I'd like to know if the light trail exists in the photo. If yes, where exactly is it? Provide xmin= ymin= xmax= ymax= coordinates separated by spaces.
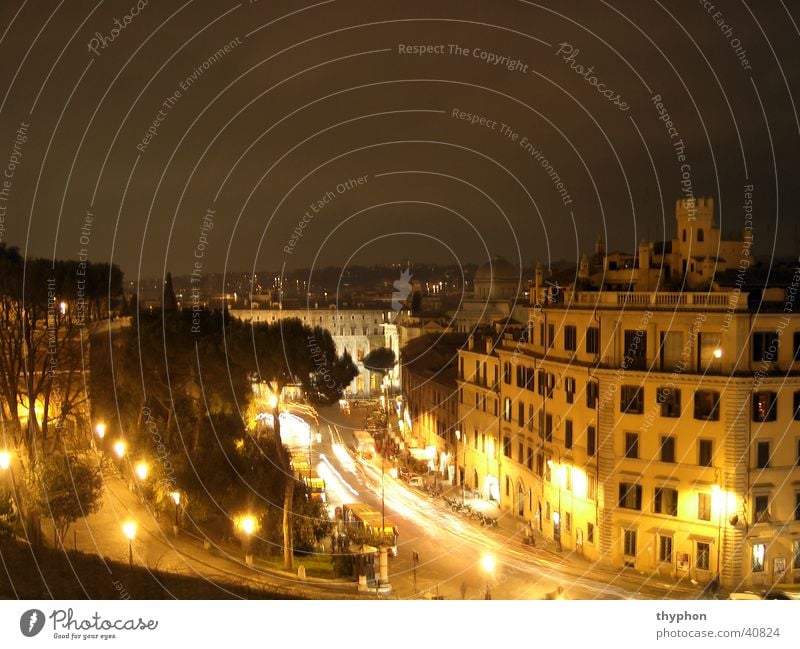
xmin=318 ymin=453 xmax=359 ymax=499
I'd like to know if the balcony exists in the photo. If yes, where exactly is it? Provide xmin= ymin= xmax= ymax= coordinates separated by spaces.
xmin=562 ymin=290 xmax=745 ymax=311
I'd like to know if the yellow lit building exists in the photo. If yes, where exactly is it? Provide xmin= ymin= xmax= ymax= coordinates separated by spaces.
xmin=457 ymin=198 xmax=800 ymax=590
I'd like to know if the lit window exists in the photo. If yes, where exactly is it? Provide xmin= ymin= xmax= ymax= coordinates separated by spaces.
xmin=752 ymin=543 xmax=765 ymax=573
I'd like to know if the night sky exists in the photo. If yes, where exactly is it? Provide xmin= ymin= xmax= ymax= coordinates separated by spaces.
xmin=1 ymin=0 xmax=798 ymax=283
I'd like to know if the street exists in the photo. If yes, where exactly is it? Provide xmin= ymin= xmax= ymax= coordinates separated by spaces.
xmin=312 ymin=403 xmax=706 ymax=600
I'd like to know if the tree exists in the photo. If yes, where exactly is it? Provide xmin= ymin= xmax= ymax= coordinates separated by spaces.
xmin=0 ymin=493 xmax=16 ymax=540
xmin=363 ymin=347 xmax=396 ymax=375
xmin=163 ymin=272 xmax=177 ymax=311
xmin=26 ymin=452 xmax=103 ymax=547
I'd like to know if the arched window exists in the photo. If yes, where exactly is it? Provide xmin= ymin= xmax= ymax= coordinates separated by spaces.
xmin=682 ymin=229 xmax=686 ymax=242
xmin=697 ymin=228 xmax=704 ymax=242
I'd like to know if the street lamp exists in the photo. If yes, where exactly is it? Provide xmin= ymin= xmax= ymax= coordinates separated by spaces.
xmin=113 ymin=440 xmax=127 ymax=459
xmin=122 ymin=521 xmax=137 ymax=568
xmin=455 ymin=429 xmax=465 ymax=502
xmin=134 ymin=461 xmax=149 ymax=481
xmin=481 ymin=553 xmax=495 ymax=599
xmin=0 ymin=450 xmax=10 ymax=471
xmin=235 ymin=514 xmax=258 ymax=565
xmin=170 ymin=490 xmax=182 ymax=535
xmin=548 ymin=454 xmax=564 ymax=552
xmin=94 ymin=422 xmax=106 ymax=439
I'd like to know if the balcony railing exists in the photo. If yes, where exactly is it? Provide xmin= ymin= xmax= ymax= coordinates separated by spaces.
xmin=562 ymin=290 xmax=745 ymax=310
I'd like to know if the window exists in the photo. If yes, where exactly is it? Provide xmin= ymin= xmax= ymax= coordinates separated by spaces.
xmin=694 ymin=390 xmax=720 ymax=421
xmin=537 ymin=370 xmax=547 ymax=396
xmin=624 ymin=432 xmax=639 ymax=459
xmin=503 ymin=362 xmax=511 ymax=384
xmin=794 ymin=392 xmax=800 ymax=420
xmin=493 ymin=365 xmax=498 ymax=387
xmin=756 ymin=441 xmax=770 ymax=469
xmin=752 ymin=331 xmax=778 ymax=363
xmin=659 ymin=535 xmax=673 ymax=563
xmin=544 ymin=414 xmax=553 ymax=442
xmin=587 ymin=381 xmax=598 ymax=409
xmin=548 ymin=324 xmax=555 ymax=349
xmin=751 ymin=543 xmax=765 ymax=572
xmin=503 ymin=398 xmax=512 ymax=422
xmin=660 ymin=436 xmax=676 ymax=463
xmin=503 ymin=436 xmax=511 ymax=457
xmin=459 ymin=357 xmax=464 ymax=379
xmin=623 ymin=330 xmax=647 ymax=370
xmin=698 ymin=332 xmax=723 ymax=372
xmin=697 ymin=493 xmax=711 ymax=521
xmin=697 ymin=542 xmax=710 ymax=571
xmin=795 ymin=491 xmax=800 ymax=521
xmin=536 ymin=453 xmax=544 ymax=477
xmin=754 ymin=494 xmax=770 ymax=523
xmin=682 ymin=229 xmax=686 ymax=242
xmin=587 ymin=474 xmax=597 ymax=500
xmin=660 ymin=331 xmax=683 ymax=370
xmin=587 ymin=425 xmax=596 ymax=456
xmin=623 ymin=529 xmax=637 ymax=557
xmin=527 ymin=404 xmax=534 ymax=432
xmin=518 ymin=403 xmax=525 ymax=427
xmin=564 ymin=325 xmax=577 ymax=351
xmin=621 ymin=386 xmax=644 ymax=414
xmin=586 ymin=327 xmax=599 ymax=354
xmin=793 ymin=540 xmax=800 ymax=570
xmin=657 ymin=386 xmax=681 ymax=418
xmin=752 ymin=392 xmax=777 ymax=422
xmin=697 ymin=228 xmax=704 ymax=242
xmin=565 ymin=377 xmax=575 ymax=404
xmin=654 ymin=487 xmax=678 ymax=516
xmin=587 ymin=523 xmax=595 ymax=544
xmin=565 ymin=419 xmax=573 ymax=449
xmin=618 ymin=483 xmax=642 ymax=510
xmin=565 ymin=512 xmax=572 ymax=532
xmin=698 ymin=439 xmax=713 ymax=467
xmin=539 ymin=323 xmax=545 ymax=346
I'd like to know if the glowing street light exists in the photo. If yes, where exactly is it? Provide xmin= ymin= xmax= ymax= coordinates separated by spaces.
xmin=122 ymin=520 xmax=137 ymax=568
xmin=170 ymin=490 xmax=182 ymax=535
xmin=235 ymin=514 xmax=259 ymax=565
xmin=481 ymin=554 xmax=496 ymax=599
xmin=94 ymin=422 xmax=106 ymax=439
xmin=0 ymin=450 xmax=10 ymax=471
xmin=267 ymin=394 xmax=278 ymax=410
xmin=134 ymin=461 xmax=149 ymax=481
xmin=113 ymin=440 xmax=127 ymax=459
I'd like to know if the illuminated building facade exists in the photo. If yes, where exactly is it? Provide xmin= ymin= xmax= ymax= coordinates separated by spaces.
xmin=457 ymin=198 xmax=800 ymax=589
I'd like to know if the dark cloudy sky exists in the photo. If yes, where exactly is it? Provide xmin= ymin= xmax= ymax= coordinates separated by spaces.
xmin=1 ymin=0 xmax=798 ymax=283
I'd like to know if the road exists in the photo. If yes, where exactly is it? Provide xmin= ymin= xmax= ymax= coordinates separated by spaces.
xmin=308 ymin=403 xmax=706 ymax=601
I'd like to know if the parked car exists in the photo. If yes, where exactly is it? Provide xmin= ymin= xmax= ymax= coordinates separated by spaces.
xmin=408 ymin=476 xmax=425 ymax=487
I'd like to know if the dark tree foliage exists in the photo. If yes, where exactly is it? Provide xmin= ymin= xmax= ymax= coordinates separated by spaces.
xmin=363 ymin=347 xmax=396 ymax=374
xmin=96 ymin=307 xmax=354 ymax=562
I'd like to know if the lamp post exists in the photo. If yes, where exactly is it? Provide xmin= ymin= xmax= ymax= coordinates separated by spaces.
xmin=113 ymin=440 xmax=127 ymax=459
xmin=548 ymin=452 xmax=563 ymax=552
xmin=170 ymin=490 xmax=181 ymax=535
xmin=481 ymin=553 xmax=495 ymax=599
xmin=455 ymin=429 xmax=465 ymax=502
xmin=1 ymin=450 xmax=21 ymax=534
xmin=236 ymin=514 xmax=258 ymax=566
xmin=122 ymin=521 xmax=137 ymax=569
xmin=134 ymin=461 xmax=149 ymax=481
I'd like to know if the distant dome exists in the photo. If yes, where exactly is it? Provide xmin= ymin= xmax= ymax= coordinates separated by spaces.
xmin=473 ymin=256 xmax=520 ymax=300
